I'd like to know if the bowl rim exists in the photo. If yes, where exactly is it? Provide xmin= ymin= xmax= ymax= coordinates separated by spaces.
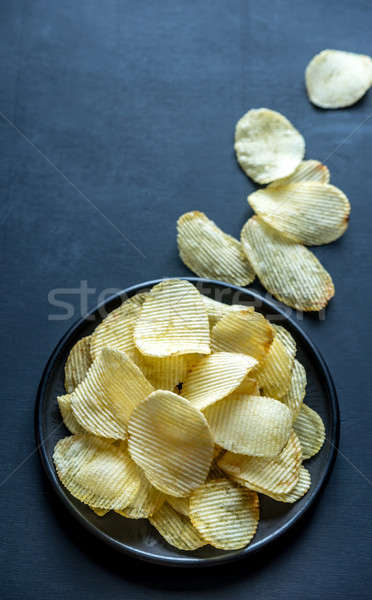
xmin=35 ymin=277 xmax=339 ymax=567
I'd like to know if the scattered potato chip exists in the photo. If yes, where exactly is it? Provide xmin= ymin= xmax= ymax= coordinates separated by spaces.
xmin=219 ymin=431 xmax=302 ymax=494
xmin=128 ymin=390 xmax=214 ymax=497
xmin=272 ymin=324 xmax=297 ymax=359
xmin=181 ymin=352 xmax=258 ymax=410
xmin=293 ymin=403 xmax=325 ymax=459
xmin=204 ymin=395 xmax=292 ymax=456
xmin=280 ymin=359 xmax=307 ymax=421
xmin=234 ymin=108 xmax=305 ymax=184
xmin=268 ymin=160 xmax=330 ymax=187
xmin=189 ymin=479 xmax=259 ymax=549
xmin=305 ymin=49 xmax=372 ymax=109
xmin=201 ymin=295 xmax=253 ymax=329
xmin=265 ymin=466 xmax=311 ymax=503
xmin=53 ymin=435 xmax=141 ymax=510
xmin=149 ymin=502 xmax=207 ymax=550
xmin=64 ymin=336 xmax=92 ymax=394
xmin=248 ymin=182 xmax=350 ymax=246
xmin=90 ymin=506 xmax=108 ymax=517
xmin=241 ymin=217 xmax=335 ymax=311
xmin=177 ymin=211 xmax=255 ymax=285
xmin=57 ymin=394 xmax=85 ymax=435
xmin=71 ymin=348 xmax=154 ymax=439
xmin=254 ymin=335 xmax=294 ymax=398
xmin=211 ymin=309 xmax=274 ymax=363
xmin=115 ymin=473 xmax=165 ymax=519
xmin=134 ymin=279 xmax=210 ymax=357
xmin=166 ymin=496 xmax=190 ymax=517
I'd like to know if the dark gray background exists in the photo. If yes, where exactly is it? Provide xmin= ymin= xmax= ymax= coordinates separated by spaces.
xmin=1 ymin=1 xmax=371 ymax=598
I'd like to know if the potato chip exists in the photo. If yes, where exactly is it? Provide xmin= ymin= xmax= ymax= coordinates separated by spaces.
xmin=219 ymin=431 xmax=302 ymax=494
xmin=234 ymin=108 xmax=305 ymax=184
xmin=64 ymin=336 xmax=92 ymax=394
xmin=306 ymin=49 xmax=372 ymax=109
xmin=248 ymin=182 xmax=350 ymax=246
xmin=189 ymin=479 xmax=259 ymax=549
xmin=293 ymin=403 xmax=325 ymax=459
xmin=201 ymin=295 xmax=253 ymax=329
xmin=134 ymin=279 xmax=210 ymax=357
xmin=149 ymin=502 xmax=206 ymax=550
xmin=90 ymin=506 xmax=108 ymax=517
xmin=204 ymin=395 xmax=292 ymax=456
xmin=71 ymin=348 xmax=154 ymax=439
xmin=166 ymin=495 xmax=190 ymax=517
xmin=137 ymin=354 xmax=197 ymax=391
xmin=272 ymin=324 xmax=297 ymax=359
xmin=280 ymin=359 xmax=307 ymax=421
xmin=233 ymin=376 xmax=260 ymax=396
xmin=254 ymin=335 xmax=294 ymax=399
xmin=177 ymin=211 xmax=255 ymax=286
xmin=241 ymin=217 xmax=335 ymax=311
xmin=211 ymin=309 xmax=274 ymax=363
xmin=181 ymin=352 xmax=258 ymax=410
xmin=268 ymin=160 xmax=330 ymax=187
xmin=115 ymin=473 xmax=165 ymax=519
xmin=57 ymin=394 xmax=85 ymax=435
xmin=53 ymin=435 xmax=141 ymax=509
xmin=90 ymin=294 xmax=148 ymax=362
xmin=265 ymin=466 xmax=311 ymax=503
xmin=128 ymin=390 xmax=214 ymax=497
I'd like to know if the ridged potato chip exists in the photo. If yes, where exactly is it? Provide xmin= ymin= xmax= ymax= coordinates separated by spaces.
xmin=137 ymin=354 xmax=197 ymax=391
xmin=134 ymin=279 xmax=210 ymax=357
xmin=255 ymin=335 xmax=294 ymax=398
xmin=166 ymin=496 xmax=190 ymax=517
xmin=53 ymin=435 xmax=141 ymax=510
xmin=71 ymin=348 xmax=154 ymax=439
xmin=294 ymin=403 xmax=325 ymax=459
xmin=265 ymin=466 xmax=311 ymax=503
xmin=90 ymin=507 xmax=108 ymax=517
xmin=241 ymin=217 xmax=335 ymax=311
xmin=204 ymin=395 xmax=292 ymax=456
xmin=233 ymin=376 xmax=260 ymax=396
xmin=181 ymin=352 xmax=258 ymax=410
xmin=211 ymin=309 xmax=274 ymax=363
xmin=57 ymin=394 xmax=85 ymax=435
xmin=234 ymin=108 xmax=305 ymax=184
xmin=201 ymin=295 xmax=253 ymax=329
xmin=268 ymin=160 xmax=330 ymax=187
xmin=115 ymin=472 xmax=165 ymax=519
xmin=280 ymin=359 xmax=307 ymax=421
xmin=149 ymin=502 xmax=207 ymax=550
xmin=272 ymin=324 xmax=297 ymax=358
xmin=219 ymin=431 xmax=302 ymax=494
xmin=64 ymin=336 xmax=92 ymax=393
xmin=177 ymin=211 xmax=255 ymax=286
xmin=306 ymin=49 xmax=372 ymax=109
xmin=128 ymin=390 xmax=214 ymax=497
xmin=248 ymin=182 xmax=350 ymax=246
xmin=189 ymin=479 xmax=259 ymax=549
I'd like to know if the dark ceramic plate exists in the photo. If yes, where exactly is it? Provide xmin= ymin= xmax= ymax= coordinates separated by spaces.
xmin=35 ymin=278 xmax=339 ymax=567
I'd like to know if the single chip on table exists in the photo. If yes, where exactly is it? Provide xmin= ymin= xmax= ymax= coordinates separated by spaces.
xmin=134 ymin=279 xmax=210 ymax=357
xmin=201 ymin=295 xmax=253 ymax=329
xmin=211 ymin=309 xmax=274 ymax=363
xmin=149 ymin=502 xmax=207 ymax=550
xmin=115 ymin=472 xmax=165 ymax=519
xmin=254 ymin=335 xmax=294 ymax=399
xmin=293 ymin=403 xmax=325 ymax=459
xmin=204 ymin=395 xmax=292 ymax=456
xmin=248 ymin=182 xmax=350 ymax=246
xmin=128 ymin=390 xmax=214 ymax=497
xmin=57 ymin=393 xmax=85 ymax=435
xmin=305 ymin=49 xmax=372 ymax=109
xmin=280 ymin=359 xmax=307 ymax=422
xmin=64 ymin=336 xmax=92 ymax=394
xmin=71 ymin=348 xmax=154 ymax=440
xmin=189 ymin=479 xmax=259 ymax=550
xmin=265 ymin=466 xmax=311 ymax=503
xmin=219 ymin=431 xmax=302 ymax=495
xmin=268 ymin=160 xmax=330 ymax=187
xmin=181 ymin=352 xmax=258 ymax=410
xmin=241 ymin=217 xmax=335 ymax=311
xmin=234 ymin=108 xmax=305 ymax=184
xmin=53 ymin=435 xmax=142 ymax=510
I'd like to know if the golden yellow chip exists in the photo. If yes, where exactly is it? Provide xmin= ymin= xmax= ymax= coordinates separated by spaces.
xmin=149 ymin=502 xmax=207 ymax=550
xmin=189 ymin=479 xmax=259 ymax=550
xmin=166 ymin=495 xmax=190 ymax=517
xmin=134 ymin=279 xmax=210 ymax=357
xmin=280 ymin=359 xmax=307 ymax=421
xmin=219 ymin=431 xmax=302 ymax=494
xmin=90 ymin=506 xmax=108 ymax=517
xmin=204 ymin=395 xmax=292 ymax=456
xmin=211 ymin=309 xmax=274 ymax=363
xmin=53 ymin=435 xmax=141 ymax=510
xmin=138 ymin=353 xmax=197 ymax=391
xmin=201 ymin=295 xmax=253 ymax=329
xmin=265 ymin=466 xmax=311 ymax=503
xmin=268 ymin=160 xmax=330 ymax=187
xmin=254 ymin=335 xmax=294 ymax=399
xmin=57 ymin=394 xmax=85 ymax=435
xmin=293 ymin=403 xmax=325 ymax=459
xmin=71 ymin=348 xmax=154 ymax=440
xmin=234 ymin=108 xmax=305 ymax=184
xmin=177 ymin=211 xmax=255 ymax=286
xmin=272 ymin=324 xmax=297 ymax=359
xmin=305 ymin=49 xmax=372 ymax=109
xmin=64 ymin=336 xmax=92 ymax=394
xmin=248 ymin=182 xmax=350 ymax=246
xmin=241 ymin=217 xmax=335 ymax=311
xmin=115 ymin=472 xmax=165 ymax=519
xmin=181 ymin=352 xmax=258 ymax=410
xmin=128 ymin=390 xmax=214 ymax=497
xmin=233 ymin=376 xmax=260 ymax=396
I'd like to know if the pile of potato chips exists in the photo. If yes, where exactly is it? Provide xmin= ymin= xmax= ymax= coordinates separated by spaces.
xmin=53 ymin=279 xmax=325 ymax=551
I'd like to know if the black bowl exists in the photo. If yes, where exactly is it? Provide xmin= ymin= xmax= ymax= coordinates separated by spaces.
xmin=35 ymin=278 xmax=339 ymax=567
